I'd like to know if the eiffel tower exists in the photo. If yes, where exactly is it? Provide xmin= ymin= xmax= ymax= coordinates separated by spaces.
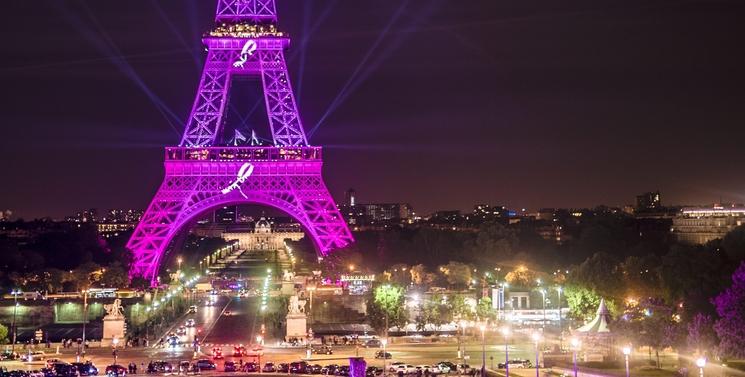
xmin=127 ymin=0 xmax=353 ymax=283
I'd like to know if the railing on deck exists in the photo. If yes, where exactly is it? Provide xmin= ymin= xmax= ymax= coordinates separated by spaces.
xmin=165 ymin=146 xmax=322 ymax=162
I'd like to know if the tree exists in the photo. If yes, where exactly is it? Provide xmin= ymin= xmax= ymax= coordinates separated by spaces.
xmin=99 ymin=263 xmax=129 ymax=288
xmin=476 ymin=297 xmax=494 ymax=321
xmin=564 ymin=284 xmax=615 ymax=320
xmin=450 ymin=295 xmax=472 ymax=321
xmin=713 ymin=262 xmax=745 ymax=358
xmin=466 ymin=222 xmax=517 ymax=263
xmin=410 ymin=264 xmax=427 ymax=286
xmin=0 ymin=323 xmax=7 ymax=344
xmin=687 ymin=313 xmax=718 ymax=356
xmin=367 ymin=284 xmax=407 ymax=334
xmin=438 ymin=262 xmax=472 ymax=289
xmin=505 ymin=266 xmax=537 ymax=288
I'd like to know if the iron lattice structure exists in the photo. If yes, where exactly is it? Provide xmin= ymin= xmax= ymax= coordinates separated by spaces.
xmin=127 ymin=0 xmax=353 ymax=283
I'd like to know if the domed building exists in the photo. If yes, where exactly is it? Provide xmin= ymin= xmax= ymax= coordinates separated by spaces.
xmin=223 ymin=217 xmax=304 ymax=250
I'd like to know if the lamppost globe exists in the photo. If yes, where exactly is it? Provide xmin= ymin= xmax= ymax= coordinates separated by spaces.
xmin=622 ymin=346 xmax=631 ymax=356
xmin=571 ymin=338 xmax=580 ymax=348
xmin=480 ymin=325 xmax=486 ymax=333
xmin=531 ymin=332 xmax=541 ymax=343
xmin=501 ymin=326 xmax=510 ymax=336
xmin=696 ymin=358 xmax=706 ymax=368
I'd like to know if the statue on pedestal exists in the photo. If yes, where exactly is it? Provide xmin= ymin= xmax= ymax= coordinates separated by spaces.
xmin=285 ymin=294 xmax=308 ymax=342
xmin=101 ymin=299 xmax=126 ymax=347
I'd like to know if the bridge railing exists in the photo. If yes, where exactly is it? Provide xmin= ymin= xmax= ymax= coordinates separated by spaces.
xmin=165 ymin=146 xmax=322 ymax=162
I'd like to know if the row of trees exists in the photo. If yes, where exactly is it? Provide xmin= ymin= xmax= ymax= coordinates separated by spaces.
xmin=564 ymin=225 xmax=745 ymax=359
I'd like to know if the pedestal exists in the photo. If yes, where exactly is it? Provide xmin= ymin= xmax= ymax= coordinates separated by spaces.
xmin=100 ymin=317 xmax=126 ymax=347
xmin=285 ymin=313 xmax=307 ymax=341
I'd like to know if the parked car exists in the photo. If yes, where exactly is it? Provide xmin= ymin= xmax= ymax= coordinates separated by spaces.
xmin=241 ymin=363 xmax=259 ymax=373
xmin=178 ymin=361 xmax=200 ymax=375
xmin=395 ymin=365 xmax=416 ymax=374
xmin=416 ymin=365 xmax=436 ymax=374
xmin=311 ymin=345 xmax=333 ymax=355
xmin=262 ymin=363 xmax=276 ymax=373
xmin=374 ymin=351 xmax=392 ymax=359
xmin=194 ymin=360 xmax=215 ymax=371
xmin=322 ymin=364 xmax=339 ymax=375
xmin=499 ymin=359 xmax=531 ymax=369
xmin=188 ymin=305 xmax=197 ymax=314
xmin=457 ymin=364 xmax=474 ymax=374
xmin=309 ymin=364 xmax=323 ymax=374
xmin=147 ymin=361 xmax=173 ymax=374
xmin=105 ymin=364 xmax=127 ymax=377
xmin=436 ymin=362 xmax=456 ymax=373
xmin=277 ymin=364 xmax=289 ymax=373
xmin=224 ymin=362 xmax=236 ymax=373
xmin=211 ymin=347 xmax=224 ymax=359
xmin=365 ymin=367 xmax=383 ymax=377
xmin=335 ymin=366 xmax=350 ymax=376
xmin=388 ymin=361 xmax=405 ymax=372
xmin=365 ymin=339 xmax=382 ymax=348
xmin=233 ymin=346 xmax=246 ymax=357
xmin=51 ymin=363 xmax=78 ymax=377
xmin=72 ymin=362 xmax=99 ymax=376
xmin=289 ymin=362 xmax=309 ymax=374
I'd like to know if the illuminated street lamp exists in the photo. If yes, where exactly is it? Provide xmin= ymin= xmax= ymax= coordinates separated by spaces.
xmin=556 ymin=286 xmax=563 ymax=347
xmin=696 ymin=357 xmax=706 ymax=377
xmin=501 ymin=327 xmax=510 ymax=377
xmin=480 ymin=325 xmax=487 ymax=377
xmin=539 ymin=289 xmax=547 ymax=328
xmin=382 ymin=338 xmax=388 ymax=375
xmin=531 ymin=332 xmax=542 ymax=377
xmin=177 ymin=256 xmax=183 ymax=272
xmin=112 ymin=337 xmax=120 ymax=365
xmin=570 ymin=338 xmax=580 ymax=377
xmin=622 ymin=346 xmax=632 ymax=377
xmin=11 ymin=289 xmax=21 ymax=352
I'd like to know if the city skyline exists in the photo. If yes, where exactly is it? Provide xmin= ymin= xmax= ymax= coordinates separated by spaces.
xmin=2 ymin=1 xmax=744 ymax=219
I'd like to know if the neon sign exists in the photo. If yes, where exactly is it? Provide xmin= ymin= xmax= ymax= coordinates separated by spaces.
xmin=221 ymin=162 xmax=254 ymax=198
xmin=233 ymin=39 xmax=257 ymax=68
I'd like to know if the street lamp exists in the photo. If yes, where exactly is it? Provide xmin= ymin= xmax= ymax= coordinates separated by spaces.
xmin=556 ymin=286 xmax=563 ymax=347
xmin=11 ymin=289 xmax=21 ymax=353
xmin=381 ymin=338 xmax=388 ymax=376
xmin=622 ymin=346 xmax=631 ymax=377
xmin=531 ymin=332 xmax=541 ymax=377
xmin=112 ymin=337 xmax=120 ymax=365
xmin=177 ymin=256 xmax=183 ymax=271
xmin=81 ymin=289 xmax=89 ymax=357
xmin=570 ymin=338 xmax=580 ymax=377
xmin=501 ymin=327 xmax=510 ymax=377
xmin=696 ymin=357 xmax=706 ymax=377
xmin=480 ymin=325 xmax=487 ymax=377
xmin=539 ymin=289 xmax=547 ymax=328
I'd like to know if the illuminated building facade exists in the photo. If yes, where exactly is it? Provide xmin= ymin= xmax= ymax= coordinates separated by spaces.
xmin=223 ymin=217 xmax=303 ymax=250
xmin=672 ymin=204 xmax=745 ymax=244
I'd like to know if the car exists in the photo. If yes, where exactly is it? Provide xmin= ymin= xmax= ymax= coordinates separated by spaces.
xmin=147 ymin=361 xmax=173 ymax=374
xmin=45 ymin=359 xmax=62 ymax=368
xmin=51 ymin=363 xmax=79 ymax=377
xmin=262 ymin=363 xmax=276 ymax=373
xmin=105 ymin=364 xmax=127 ymax=377
xmin=311 ymin=345 xmax=333 ymax=355
xmin=335 ymin=366 xmax=350 ymax=376
xmin=374 ymin=351 xmax=392 ymax=359
xmin=309 ymin=364 xmax=323 ymax=374
xmin=176 ymin=326 xmax=187 ymax=336
xmin=322 ymin=364 xmax=339 ymax=375
xmin=21 ymin=351 xmax=47 ymax=362
xmin=224 ymin=362 xmax=237 ymax=373
xmin=365 ymin=339 xmax=382 ymax=348
xmin=185 ymin=319 xmax=196 ymax=327
xmin=1 ymin=350 xmax=19 ymax=360
xmin=72 ymin=362 xmax=99 ymax=376
xmin=436 ymin=362 xmax=456 ymax=373
xmin=395 ymin=365 xmax=416 ymax=374
xmin=497 ymin=359 xmax=531 ymax=369
xmin=233 ymin=346 xmax=247 ymax=357
xmin=366 ymin=367 xmax=383 ymax=377
xmin=166 ymin=335 xmax=180 ymax=348
xmin=457 ymin=364 xmax=473 ymax=374
xmin=177 ymin=361 xmax=200 ymax=375
xmin=224 ymin=310 xmax=232 ymax=316
xmin=277 ymin=363 xmax=289 ymax=373
xmin=194 ymin=360 xmax=215 ymax=371
xmin=241 ymin=363 xmax=259 ymax=373
xmin=388 ymin=363 xmax=404 ymax=372
xmin=416 ymin=365 xmax=435 ymax=374
xmin=289 ymin=362 xmax=309 ymax=374
xmin=188 ymin=305 xmax=197 ymax=314
xmin=211 ymin=347 xmax=224 ymax=359
xmin=28 ymin=370 xmax=45 ymax=377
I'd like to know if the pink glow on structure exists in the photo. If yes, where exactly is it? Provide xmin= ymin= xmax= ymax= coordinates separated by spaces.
xmin=127 ymin=0 xmax=353 ymax=284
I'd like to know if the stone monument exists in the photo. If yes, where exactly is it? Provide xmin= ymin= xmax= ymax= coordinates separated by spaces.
xmin=101 ymin=299 xmax=126 ymax=347
xmin=285 ymin=295 xmax=308 ymax=342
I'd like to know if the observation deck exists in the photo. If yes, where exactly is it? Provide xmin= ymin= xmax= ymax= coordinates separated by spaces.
xmin=165 ymin=146 xmax=322 ymax=162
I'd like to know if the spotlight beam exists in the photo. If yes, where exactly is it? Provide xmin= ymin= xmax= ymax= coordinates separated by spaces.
xmin=149 ymin=0 xmax=202 ymax=70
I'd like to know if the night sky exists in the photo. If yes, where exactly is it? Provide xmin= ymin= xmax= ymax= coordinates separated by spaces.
xmin=2 ymin=0 xmax=744 ymax=219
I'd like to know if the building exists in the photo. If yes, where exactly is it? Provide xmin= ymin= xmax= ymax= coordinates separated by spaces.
xmin=636 ymin=191 xmax=662 ymax=211
xmin=472 ymin=204 xmax=511 ymax=223
xmin=339 ymin=190 xmax=413 ymax=226
xmin=223 ymin=217 xmax=304 ymax=250
xmin=672 ymin=204 xmax=745 ymax=244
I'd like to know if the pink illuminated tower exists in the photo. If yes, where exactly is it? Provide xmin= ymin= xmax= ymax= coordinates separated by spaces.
xmin=127 ymin=0 xmax=353 ymax=283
